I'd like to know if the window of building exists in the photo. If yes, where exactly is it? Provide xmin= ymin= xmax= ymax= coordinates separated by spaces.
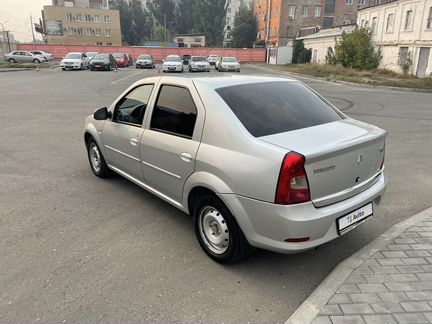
xmin=95 ymin=28 xmax=101 ymax=36
xmin=227 ymin=17 xmax=231 ymax=23
xmin=325 ymin=0 xmax=335 ymax=14
xmin=373 ymin=0 xmax=380 ymax=5
xmin=150 ymin=85 xmax=197 ymax=139
xmin=303 ymin=6 xmax=309 ymax=17
xmin=289 ymin=6 xmax=296 ymax=19
xmin=386 ymin=13 xmax=394 ymax=32
xmin=77 ymin=27 xmax=83 ymax=35
xmin=315 ymin=6 xmax=322 ymax=17
xmin=357 ymin=0 xmax=365 ymax=5
xmin=96 ymin=42 xmax=103 ymax=45
xmin=228 ymin=8 xmax=231 ymax=13
xmin=346 ymin=0 xmax=353 ymax=4
xmin=398 ymin=47 xmax=409 ymax=66
xmin=342 ymin=19 xmax=351 ymax=24
xmin=404 ymin=10 xmax=413 ymax=30
xmin=114 ymin=85 xmax=154 ymax=126
xmin=104 ymin=15 xmax=110 ymax=23
xmin=105 ymin=29 xmax=111 ymax=37
xmin=94 ymin=15 xmax=100 ymax=23
xmin=66 ymin=13 xmax=73 ymax=21
xmin=427 ymin=7 xmax=432 ymax=28
xmin=106 ymin=42 xmax=112 ymax=45
xmin=85 ymin=14 xmax=91 ymax=22
xmin=227 ymin=25 xmax=231 ymax=30
xmin=86 ymin=28 xmax=92 ymax=36
xmin=76 ymin=14 xmax=82 ymax=22
xmin=372 ymin=17 xmax=378 ymax=34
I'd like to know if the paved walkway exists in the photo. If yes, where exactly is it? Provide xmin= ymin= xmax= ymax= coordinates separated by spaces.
xmin=287 ymin=207 xmax=432 ymax=324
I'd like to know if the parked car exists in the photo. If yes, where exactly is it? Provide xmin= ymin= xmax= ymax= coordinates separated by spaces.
xmin=85 ymin=52 xmax=98 ymax=61
xmin=188 ymin=56 xmax=210 ymax=72
xmin=162 ymin=55 xmax=183 ymax=72
xmin=127 ymin=54 xmax=134 ymax=66
xmin=89 ymin=53 xmax=117 ymax=71
xmin=182 ymin=54 xmax=191 ymax=64
xmin=135 ymin=54 xmax=155 ymax=69
xmin=84 ymin=76 xmax=388 ymax=263
xmin=4 ymin=51 xmax=47 ymax=64
xmin=60 ymin=52 xmax=90 ymax=70
xmin=113 ymin=53 xmax=129 ymax=68
xmin=30 ymin=50 xmax=53 ymax=61
xmin=207 ymin=54 xmax=220 ymax=66
xmin=218 ymin=57 xmax=240 ymax=72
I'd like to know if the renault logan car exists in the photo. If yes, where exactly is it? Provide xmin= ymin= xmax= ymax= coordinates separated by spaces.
xmin=60 ymin=52 xmax=90 ymax=70
xmin=162 ymin=55 xmax=183 ymax=72
xmin=84 ymin=76 xmax=388 ymax=264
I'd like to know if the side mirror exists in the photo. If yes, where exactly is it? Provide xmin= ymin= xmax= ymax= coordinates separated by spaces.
xmin=93 ymin=107 xmax=111 ymax=120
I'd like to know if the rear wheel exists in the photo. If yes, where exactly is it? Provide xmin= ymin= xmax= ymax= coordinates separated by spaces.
xmin=193 ymin=194 xmax=252 ymax=263
xmin=33 ymin=58 xmax=40 ymax=64
xmin=86 ymin=138 xmax=111 ymax=178
xmin=8 ymin=58 xmax=16 ymax=63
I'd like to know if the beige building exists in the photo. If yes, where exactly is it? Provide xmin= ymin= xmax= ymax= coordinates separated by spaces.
xmin=298 ymin=24 xmax=356 ymax=64
xmin=42 ymin=0 xmax=121 ymax=46
xmin=358 ymin=0 xmax=432 ymax=77
xmin=173 ymin=34 xmax=206 ymax=48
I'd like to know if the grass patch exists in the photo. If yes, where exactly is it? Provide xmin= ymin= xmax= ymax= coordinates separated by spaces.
xmin=269 ymin=63 xmax=432 ymax=90
xmin=0 ymin=62 xmax=52 ymax=69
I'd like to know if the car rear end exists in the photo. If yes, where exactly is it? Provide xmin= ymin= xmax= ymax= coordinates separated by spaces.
xmin=208 ymin=79 xmax=388 ymax=253
xmin=114 ymin=54 xmax=127 ymax=67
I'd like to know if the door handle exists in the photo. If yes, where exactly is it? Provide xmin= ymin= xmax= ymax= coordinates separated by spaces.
xmin=130 ymin=138 xmax=138 ymax=146
xmin=180 ymin=152 xmax=192 ymax=162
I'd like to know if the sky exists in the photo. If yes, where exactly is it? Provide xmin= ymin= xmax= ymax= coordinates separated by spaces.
xmin=0 ymin=0 xmax=52 ymax=42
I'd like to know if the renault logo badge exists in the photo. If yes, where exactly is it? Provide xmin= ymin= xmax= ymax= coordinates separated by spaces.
xmin=357 ymin=154 xmax=363 ymax=166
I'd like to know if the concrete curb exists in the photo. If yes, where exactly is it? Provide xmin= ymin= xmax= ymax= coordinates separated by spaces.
xmin=285 ymin=206 xmax=432 ymax=324
xmin=0 ymin=68 xmax=34 ymax=73
xmin=250 ymin=65 xmax=432 ymax=93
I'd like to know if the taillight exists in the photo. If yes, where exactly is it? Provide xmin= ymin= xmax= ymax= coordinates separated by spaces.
xmin=380 ymin=142 xmax=385 ymax=170
xmin=275 ymin=152 xmax=311 ymax=205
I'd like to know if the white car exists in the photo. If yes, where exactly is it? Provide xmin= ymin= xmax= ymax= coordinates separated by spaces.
xmin=218 ymin=57 xmax=240 ymax=72
xmin=60 ymin=52 xmax=90 ymax=70
xmin=207 ymin=54 xmax=220 ymax=66
xmin=188 ymin=56 xmax=210 ymax=72
xmin=162 ymin=55 xmax=183 ymax=73
xmin=30 ymin=50 xmax=54 ymax=61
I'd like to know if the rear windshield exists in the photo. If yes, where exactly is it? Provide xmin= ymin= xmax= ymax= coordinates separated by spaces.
xmin=216 ymin=81 xmax=343 ymax=137
xmin=113 ymin=53 xmax=124 ymax=58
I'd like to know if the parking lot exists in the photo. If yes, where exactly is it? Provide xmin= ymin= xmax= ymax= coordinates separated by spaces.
xmin=0 ymin=64 xmax=431 ymax=323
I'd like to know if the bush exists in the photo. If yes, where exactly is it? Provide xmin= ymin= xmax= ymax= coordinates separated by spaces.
xmin=292 ymin=40 xmax=312 ymax=64
xmin=335 ymin=27 xmax=381 ymax=70
xmin=325 ymin=47 xmax=337 ymax=65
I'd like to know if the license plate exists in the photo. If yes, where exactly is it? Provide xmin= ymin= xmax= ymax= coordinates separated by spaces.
xmin=337 ymin=203 xmax=373 ymax=234
xmin=169 ymin=67 xmax=175 ymax=70
xmin=95 ymin=65 xmax=101 ymax=68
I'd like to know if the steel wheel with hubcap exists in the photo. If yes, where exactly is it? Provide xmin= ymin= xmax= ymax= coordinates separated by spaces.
xmin=86 ymin=138 xmax=110 ymax=178
xmin=193 ymin=194 xmax=252 ymax=263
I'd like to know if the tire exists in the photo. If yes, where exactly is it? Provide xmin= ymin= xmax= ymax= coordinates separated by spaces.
xmin=8 ymin=58 xmax=16 ymax=63
xmin=193 ymin=194 xmax=252 ymax=263
xmin=33 ymin=59 xmax=40 ymax=64
xmin=86 ymin=138 xmax=111 ymax=178
xmin=90 ymin=68 xmax=94 ymax=71
xmin=61 ymin=68 xmax=66 ymax=71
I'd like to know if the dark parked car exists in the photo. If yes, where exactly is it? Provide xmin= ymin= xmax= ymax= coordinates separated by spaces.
xmin=135 ymin=54 xmax=155 ymax=69
xmin=113 ymin=53 xmax=129 ymax=67
xmin=182 ymin=54 xmax=191 ymax=64
xmin=90 ymin=54 xmax=117 ymax=71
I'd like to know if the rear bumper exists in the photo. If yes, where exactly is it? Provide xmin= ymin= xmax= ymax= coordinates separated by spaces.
xmin=221 ymin=171 xmax=388 ymax=253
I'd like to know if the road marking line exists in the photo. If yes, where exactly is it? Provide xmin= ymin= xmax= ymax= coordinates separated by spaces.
xmin=110 ymin=71 xmax=143 ymax=85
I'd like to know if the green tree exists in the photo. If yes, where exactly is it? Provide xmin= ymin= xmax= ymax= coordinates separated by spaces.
xmin=176 ymin=0 xmax=195 ymax=34
xmin=335 ymin=27 xmax=381 ymax=70
xmin=192 ymin=0 xmax=227 ymax=47
xmin=292 ymin=40 xmax=311 ymax=64
xmin=230 ymin=7 xmax=256 ymax=48
xmin=148 ymin=0 xmax=177 ymax=38
xmin=111 ymin=0 xmax=133 ymax=45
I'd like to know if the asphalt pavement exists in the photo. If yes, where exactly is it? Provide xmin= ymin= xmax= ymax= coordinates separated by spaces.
xmin=0 ymin=64 xmax=431 ymax=323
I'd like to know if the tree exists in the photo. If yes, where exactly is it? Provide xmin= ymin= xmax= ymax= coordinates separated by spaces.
xmin=175 ymin=0 xmax=195 ymax=35
xmin=192 ymin=0 xmax=227 ymax=47
xmin=111 ymin=0 xmax=134 ymax=45
xmin=335 ymin=27 xmax=381 ymax=70
xmin=230 ymin=7 xmax=256 ymax=48
xmin=148 ymin=0 xmax=177 ymax=38
xmin=292 ymin=40 xmax=311 ymax=64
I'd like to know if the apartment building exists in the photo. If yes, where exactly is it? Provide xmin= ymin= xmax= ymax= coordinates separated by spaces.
xmin=358 ymin=0 xmax=432 ymax=77
xmin=42 ymin=0 xmax=121 ymax=46
xmin=223 ymin=0 xmax=254 ymax=46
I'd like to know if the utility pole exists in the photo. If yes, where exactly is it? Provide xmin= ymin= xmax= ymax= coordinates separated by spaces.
xmin=164 ymin=13 xmax=167 ymax=45
xmin=30 ymin=13 xmax=36 ymax=48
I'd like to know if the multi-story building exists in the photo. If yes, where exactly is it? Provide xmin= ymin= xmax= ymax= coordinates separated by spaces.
xmin=223 ymin=0 xmax=254 ymax=46
xmin=42 ymin=0 xmax=121 ymax=46
xmin=357 ymin=0 xmax=432 ymax=77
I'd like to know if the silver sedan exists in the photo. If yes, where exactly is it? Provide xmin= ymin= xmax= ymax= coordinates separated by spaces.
xmin=84 ymin=76 xmax=388 ymax=263
xmin=4 ymin=51 xmax=47 ymax=63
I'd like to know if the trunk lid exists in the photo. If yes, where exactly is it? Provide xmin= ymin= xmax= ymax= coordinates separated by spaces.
xmin=260 ymin=119 xmax=386 ymax=207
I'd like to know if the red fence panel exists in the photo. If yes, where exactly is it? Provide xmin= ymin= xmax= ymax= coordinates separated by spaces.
xmin=17 ymin=44 xmax=266 ymax=63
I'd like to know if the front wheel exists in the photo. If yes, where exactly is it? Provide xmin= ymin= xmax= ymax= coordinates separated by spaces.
xmin=33 ymin=59 xmax=40 ymax=64
xmin=86 ymin=138 xmax=111 ymax=178
xmin=8 ymin=58 xmax=16 ymax=63
xmin=193 ymin=194 xmax=252 ymax=263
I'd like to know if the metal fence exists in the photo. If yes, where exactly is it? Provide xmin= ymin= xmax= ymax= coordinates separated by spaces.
xmin=17 ymin=44 xmax=266 ymax=62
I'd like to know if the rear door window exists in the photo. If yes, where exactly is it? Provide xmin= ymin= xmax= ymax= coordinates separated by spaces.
xmin=215 ymin=81 xmax=343 ymax=137
xmin=150 ymin=85 xmax=197 ymax=138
